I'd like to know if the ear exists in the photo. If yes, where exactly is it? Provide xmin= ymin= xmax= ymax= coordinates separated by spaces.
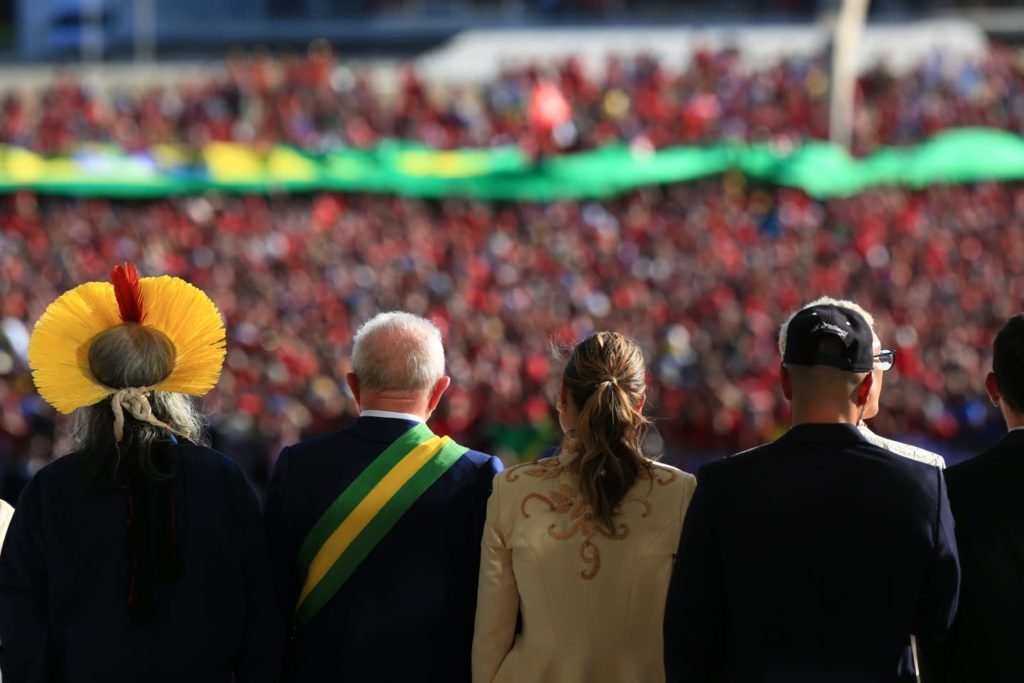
xmin=854 ymin=372 xmax=873 ymax=407
xmin=780 ymin=364 xmax=793 ymax=402
xmin=426 ymin=375 xmax=452 ymax=415
xmin=986 ymin=371 xmax=1001 ymax=406
xmin=346 ymin=372 xmax=361 ymax=410
xmin=636 ymin=396 xmax=646 ymax=412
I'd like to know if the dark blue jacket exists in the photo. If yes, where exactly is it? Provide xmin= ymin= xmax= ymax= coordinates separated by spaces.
xmin=664 ymin=423 xmax=960 ymax=683
xmin=918 ymin=429 xmax=1024 ymax=682
xmin=0 ymin=444 xmax=279 ymax=682
xmin=264 ymin=416 xmax=502 ymax=683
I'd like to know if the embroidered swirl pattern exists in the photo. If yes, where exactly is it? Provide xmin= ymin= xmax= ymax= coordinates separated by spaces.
xmin=517 ymin=466 xmax=655 ymax=579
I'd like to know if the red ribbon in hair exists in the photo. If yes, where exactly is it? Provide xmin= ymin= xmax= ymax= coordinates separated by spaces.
xmin=111 ymin=263 xmax=146 ymax=323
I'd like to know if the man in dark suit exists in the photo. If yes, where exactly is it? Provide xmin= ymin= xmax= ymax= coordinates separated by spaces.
xmin=779 ymin=296 xmax=945 ymax=682
xmin=264 ymin=311 xmax=503 ymax=682
xmin=664 ymin=304 xmax=960 ymax=683
xmin=918 ymin=313 xmax=1024 ymax=682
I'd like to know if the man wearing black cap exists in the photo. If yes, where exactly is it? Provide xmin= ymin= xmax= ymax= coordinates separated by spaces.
xmin=778 ymin=296 xmax=945 ymax=469
xmin=780 ymin=296 xmax=944 ymax=682
xmin=663 ymin=304 xmax=960 ymax=683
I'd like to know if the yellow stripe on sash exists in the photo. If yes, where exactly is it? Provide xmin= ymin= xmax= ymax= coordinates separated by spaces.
xmin=297 ymin=435 xmax=446 ymax=605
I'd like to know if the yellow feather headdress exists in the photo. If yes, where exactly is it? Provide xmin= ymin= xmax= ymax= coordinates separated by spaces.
xmin=28 ymin=264 xmax=227 ymax=414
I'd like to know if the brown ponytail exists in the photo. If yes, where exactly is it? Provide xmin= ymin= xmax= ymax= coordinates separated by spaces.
xmin=561 ymin=332 xmax=651 ymax=535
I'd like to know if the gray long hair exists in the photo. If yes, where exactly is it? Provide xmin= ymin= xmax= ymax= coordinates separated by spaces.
xmin=75 ymin=324 xmax=209 ymax=490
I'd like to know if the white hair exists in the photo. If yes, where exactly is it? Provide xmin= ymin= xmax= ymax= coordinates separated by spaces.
xmin=351 ymin=311 xmax=446 ymax=392
xmin=778 ymin=296 xmax=878 ymax=358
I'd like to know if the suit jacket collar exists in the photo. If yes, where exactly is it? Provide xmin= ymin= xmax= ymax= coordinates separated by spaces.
xmin=987 ymin=428 xmax=1024 ymax=454
xmin=345 ymin=416 xmax=425 ymax=444
xmin=780 ymin=422 xmax=868 ymax=445
xmin=359 ymin=409 xmax=425 ymax=423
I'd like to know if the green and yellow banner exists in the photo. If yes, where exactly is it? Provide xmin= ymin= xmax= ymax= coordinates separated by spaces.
xmin=2 ymin=127 xmax=1023 ymax=200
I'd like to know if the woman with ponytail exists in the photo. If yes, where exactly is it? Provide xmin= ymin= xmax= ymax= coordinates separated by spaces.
xmin=0 ymin=264 xmax=279 ymax=682
xmin=472 ymin=331 xmax=697 ymax=683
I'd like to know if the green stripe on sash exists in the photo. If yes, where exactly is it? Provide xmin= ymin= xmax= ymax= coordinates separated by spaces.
xmin=295 ymin=422 xmax=434 ymax=574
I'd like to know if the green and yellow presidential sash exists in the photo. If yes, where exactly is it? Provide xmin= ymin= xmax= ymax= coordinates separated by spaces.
xmin=293 ymin=422 xmax=467 ymax=627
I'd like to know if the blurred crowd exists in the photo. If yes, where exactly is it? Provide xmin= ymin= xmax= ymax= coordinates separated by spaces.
xmin=4 ymin=44 xmax=1024 ymax=156
xmin=0 ymin=178 xmax=1015 ymax=489
xmin=1 ymin=46 xmax=1022 ymax=488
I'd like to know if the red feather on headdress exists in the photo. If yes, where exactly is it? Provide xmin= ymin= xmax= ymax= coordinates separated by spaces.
xmin=111 ymin=263 xmax=146 ymax=323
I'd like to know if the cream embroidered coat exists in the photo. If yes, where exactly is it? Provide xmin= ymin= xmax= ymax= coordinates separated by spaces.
xmin=472 ymin=454 xmax=697 ymax=683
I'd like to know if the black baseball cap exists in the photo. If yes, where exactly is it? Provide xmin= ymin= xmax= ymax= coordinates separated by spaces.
xmin=782 ymin=304 xmax=875 ymax=372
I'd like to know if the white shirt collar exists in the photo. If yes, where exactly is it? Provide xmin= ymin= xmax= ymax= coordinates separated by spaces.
xmin=359 ymin=409 xmax=425 ymax=424
xmin=1009 ymin=425 xmax=1024 ymax=433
